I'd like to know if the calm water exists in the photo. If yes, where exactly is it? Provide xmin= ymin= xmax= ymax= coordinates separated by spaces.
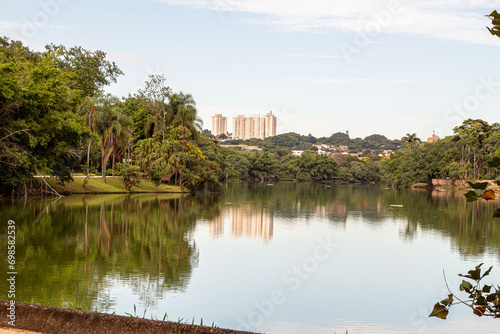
xmin=1 ymin=183 xmax=500 ymax=333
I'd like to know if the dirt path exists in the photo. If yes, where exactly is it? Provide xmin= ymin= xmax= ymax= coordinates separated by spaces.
xmin=0 ymin=328 xmax=42 ymax=334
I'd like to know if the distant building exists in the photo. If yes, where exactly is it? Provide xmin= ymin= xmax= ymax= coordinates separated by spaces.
xmin=265 ymin=112 xmax=277 ymax=138
xmin=211 ymin=114 xmax=227 ymax=137
xmin=232 ymin=111 xmax=277 ymax=140
xmin=427 ymin=131 xmax=439 ymax=143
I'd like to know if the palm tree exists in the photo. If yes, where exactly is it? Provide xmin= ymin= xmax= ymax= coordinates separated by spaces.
xmin=90 ymin=94 xmax=133 ymax=182
xmin=401 ymin=133 xmax=421 ymax=152
xmin=77 ymin=96 xmax=99 ymax=176
xmin=168 ymin=92 xmax=202 ymax=140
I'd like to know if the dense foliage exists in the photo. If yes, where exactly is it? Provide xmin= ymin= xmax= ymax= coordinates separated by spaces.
xmin=381 ymin=119 xmax=500 ymax=187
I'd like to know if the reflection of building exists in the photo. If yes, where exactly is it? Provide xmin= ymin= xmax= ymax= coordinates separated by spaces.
xmin=211 ymin=114 xmax=227 ymax=137
xmin=208 ymin=213 xmax=224 ymax=238
xmin=230 ymin=206 xmax=273 ymax=241
xmin=232 ymin=112 xmax=277 ymax=140
xmin=207 ymin=206 xmax=274 ymax=241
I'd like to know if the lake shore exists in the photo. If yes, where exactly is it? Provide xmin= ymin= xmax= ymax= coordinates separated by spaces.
xmin=0 ymin=301 xmax=252 ymax=334
xmin=33 ymin=175 xmax=188 ymax=195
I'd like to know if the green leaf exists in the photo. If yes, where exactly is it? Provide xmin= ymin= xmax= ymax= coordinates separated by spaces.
xmin=464 ymin=190 xmax=479 ymax=202
xmin=488 ymin=10 xmax=500 ymax=20
xmin=459 ymin=280 xmax=473 ymax=292
xmin=440 ymin=294 xmax=454 ymax=307
xmin=481 ymin=266 xmax=493 ymax=279
xmin=492 ymin=209 xmax=500 ymax=218
xmin=486 ymin=293 xmax=499 ymax=302
xmin=474 ymin=189 xmax=487 ymax=197
xmin=429 ymin=303 xmax=448 ymax=319
xmin=486 ymin=157 xmax=500 ymax=169
xmin=483 ymin=285 xmax=492 ymax=293
xmin=493 ymin=176 xmax=500 ymax=186
xmin=476 ymin=296 xmax=488 ymax=306
xmin=465 ymin=263 xmax=484 ymax=280
xmin=467 ymin=181 xmax=490 ymax=190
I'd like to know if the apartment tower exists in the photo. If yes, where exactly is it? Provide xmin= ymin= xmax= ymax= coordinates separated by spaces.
xmin=232 ymin=111 xmax=277 ymax=140
xmin=211 ymin=114 xmax=227 ymax=137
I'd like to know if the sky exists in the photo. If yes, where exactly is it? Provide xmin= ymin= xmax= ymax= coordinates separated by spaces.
xmin=2 ymin=0 xmax=500 ymax=140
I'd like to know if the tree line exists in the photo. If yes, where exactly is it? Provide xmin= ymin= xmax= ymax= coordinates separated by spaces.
xmin=382 ymin=119 xmax=500 ymax=187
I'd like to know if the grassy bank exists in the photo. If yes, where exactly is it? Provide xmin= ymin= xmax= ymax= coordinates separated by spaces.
xmin=41 ymin=176 xmax=187 ymax=195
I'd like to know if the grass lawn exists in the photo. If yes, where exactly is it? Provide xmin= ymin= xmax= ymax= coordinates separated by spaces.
xmin=43 ymin=176 xmax=186 ymax=194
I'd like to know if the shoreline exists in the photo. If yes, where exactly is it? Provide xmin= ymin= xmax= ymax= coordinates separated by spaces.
xmin=12 ymin=176 xmax=189 ymax=196
xmin=0 ymin=301 xmax=252 ymax=334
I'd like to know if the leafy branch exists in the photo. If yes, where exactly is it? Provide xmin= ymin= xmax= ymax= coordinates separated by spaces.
xmin=430 ymin=157 xmax=500 ymax=319
xmin=486 ymin=10 xmax=500 ymax=38
xmin=430 ymin=264 xmax=500 ymax=319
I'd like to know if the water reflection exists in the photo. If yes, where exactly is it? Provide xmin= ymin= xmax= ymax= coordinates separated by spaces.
xmin=0 ymin=194 xmax=221 ymax=311
xmin=209 ymin=205 xmax=274 ymax=241
xmin=219 ymin=183 xmax=499 ymax=257
xmin=0 ymin=183 xmax=499 ymax=320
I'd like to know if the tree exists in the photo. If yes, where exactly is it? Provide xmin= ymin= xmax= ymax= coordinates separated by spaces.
xmin=248 ymin=151 xmax=278 ymax=181
xmin=217 ymin=133 xmax=228 ymax=139
xmin=90 ymin=94 xmax=133 ymax=182
xmin=120 ymin=165 xmax=141 ymax=191
xmin=0 ymin=37 xmax=89 ymax=191
xmin=138 ymin=74 xmax=171 ymax=140
xmin=453 ymin=119 xmax=493 ymax=179
xmin=169 ymin=92 xmax=202 ymax=140
xmin=401 ymin=133 xmax=421 ymax=152
xmin=202 ymin=129 xmax=215 ymax=139
xmin=44 ymin=44 xmax=123 ymax=98
xmin=135 ymin=137 xmax=174 ymax=191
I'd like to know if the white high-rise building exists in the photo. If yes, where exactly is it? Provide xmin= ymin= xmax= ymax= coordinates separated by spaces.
xmin=211 ymin=114 xmax=227 ymax=137
xmin=232 ymin=111 xmax=277 ymax=140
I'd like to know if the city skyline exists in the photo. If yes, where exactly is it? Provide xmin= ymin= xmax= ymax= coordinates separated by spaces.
xmin=233 ymin=112 xmax=277 ymax=140
xmin=212 ymin=111 xmax=277 ymax=139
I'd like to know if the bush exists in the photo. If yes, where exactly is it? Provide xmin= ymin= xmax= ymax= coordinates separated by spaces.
xmin=120 ymin=165 xmax=141 ymax=191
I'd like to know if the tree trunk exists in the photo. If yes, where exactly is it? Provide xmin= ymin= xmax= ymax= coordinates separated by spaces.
xmin=179 ymin=169 xmax=183 ymax=192
xmin=102 ymin=154 xmax=106 ymax=183
xmin=87 ymin=138 xmax=92 ymax=176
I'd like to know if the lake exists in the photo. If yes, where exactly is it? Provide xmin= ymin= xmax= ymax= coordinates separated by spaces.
xmin=1 ymin=183 xmax=500 ymax=333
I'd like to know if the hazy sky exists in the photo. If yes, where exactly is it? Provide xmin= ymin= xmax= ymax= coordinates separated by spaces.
xmin=2 ymin=0 xmax=500 ymax=140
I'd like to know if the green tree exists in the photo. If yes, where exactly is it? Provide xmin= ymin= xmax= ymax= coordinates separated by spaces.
xmin=90 ymin=94 xmax=133 ymax=182
xmin=138 ymin=74 xmax=171 ymax=140
xmin=0 ymin=37 xmax=88 ymax=191
xmin=135 ymin=137 xmax=174 ymax=191
xmin=453 ymin=119 xmax=493 ymax=179
xmin=169 ymin=92 xmax=202 ymax=140
xmin=401 ymin=133 xmax=421 ymax=152
xmin=44 ymin=44 xmax=123 ymax=98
